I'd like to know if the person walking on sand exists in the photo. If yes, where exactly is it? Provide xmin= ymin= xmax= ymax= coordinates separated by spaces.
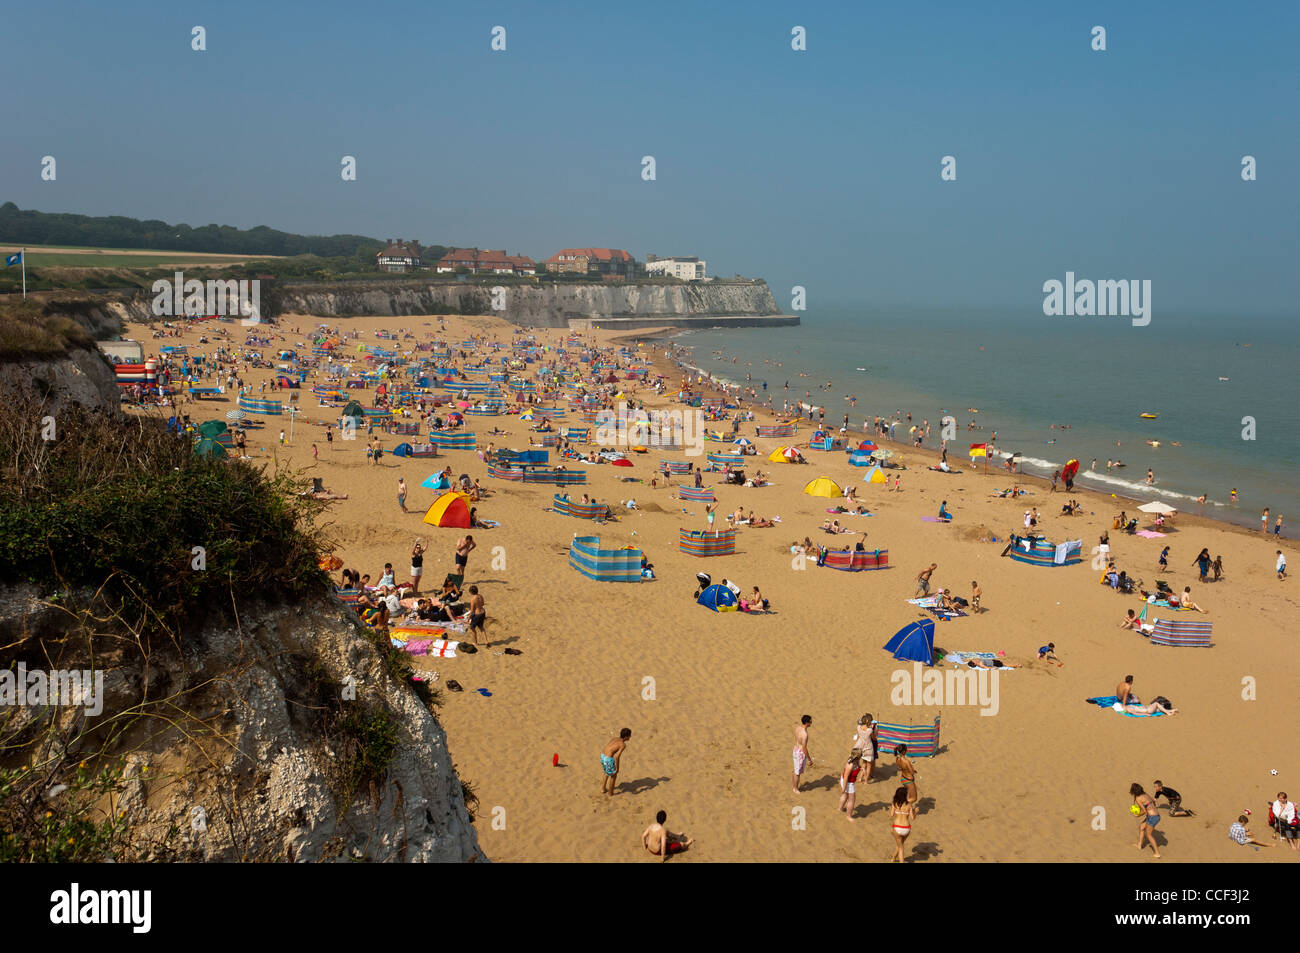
xmin=467 ymin=585 xmax=487 ymax=645
xmin=895 ymin=744 xmax=917 ymax=807
xmin=642 ymin=810 xmax=693 ymax=860
xmin=970 ymin=580 xmax=982 ymax=613
xmin=326 ymin=426 xmax=334 ymax=451
xmin=397 ymin=477 xmax=408 ymax=513
xmin=311 ymin=443 xmax=318 ymax=464
xmin=1276 ymin=515 xmax=1284 ymax=537
xmin=792 ymin=715 xmax=813 ymax=794
xmin=852 ymin=714 xmax=877 ymax=782
xmin=838 ymin=749 xmax=864 ymax=821
xmin=1193 ymin=548 xmax=1211 ymax=582
xmin=1130 ymin=783 xmax=1163 ymax=858
xmin=601 ymin=728 xmax=631 ymax=796
xmin=915 ymin=563 xmax=937 ymax=598
xmin=1159 ymin=546 xmax=1169 ymax=572
xmin=1277 ymin=550 xmax=1287 ymax=580
xmin=888 ymin=786 xmax=915 ymax=862
xmin=454 ymin=533 xmax=476 ymax=577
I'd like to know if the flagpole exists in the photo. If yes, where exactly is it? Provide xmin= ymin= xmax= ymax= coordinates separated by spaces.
xmin=21 ymin=248 xmax=26 ymax=299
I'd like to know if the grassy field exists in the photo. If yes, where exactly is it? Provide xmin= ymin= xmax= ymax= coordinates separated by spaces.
xmin=0 ymin=244 xmax=280 ymax=268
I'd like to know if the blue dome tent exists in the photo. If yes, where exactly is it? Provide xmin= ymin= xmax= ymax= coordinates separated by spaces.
xmin=697 ymin=584 xmax=738 ymax=612
xmin=883 ymin=618 xmax=936 ymax=665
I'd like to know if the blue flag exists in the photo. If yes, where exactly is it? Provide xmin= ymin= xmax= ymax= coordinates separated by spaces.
xmin=4 ymin=252 xmax=21 ymax=267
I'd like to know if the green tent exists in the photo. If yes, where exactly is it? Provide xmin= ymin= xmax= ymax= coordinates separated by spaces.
xmin=193 ymin=437 xmax=228 ymax=459
xmin=196 ymin=419 xmax=228 ymax=438
xmin=342 ymin=399 xmax=364 ymax=418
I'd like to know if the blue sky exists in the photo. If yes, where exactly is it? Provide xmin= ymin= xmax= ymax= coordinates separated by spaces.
xmin=1 ymin=0 xmax=1297 ymax=316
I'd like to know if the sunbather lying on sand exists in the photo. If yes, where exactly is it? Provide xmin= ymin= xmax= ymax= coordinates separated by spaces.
xmin=1126 ymin=697 xmax=1178 ymax=715
xmin=821 ymin=519 xmax=849 ymax=534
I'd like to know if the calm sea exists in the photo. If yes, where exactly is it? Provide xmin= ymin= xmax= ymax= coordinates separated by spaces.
xmin=671 ymin=305 xmax=1299 ymax=531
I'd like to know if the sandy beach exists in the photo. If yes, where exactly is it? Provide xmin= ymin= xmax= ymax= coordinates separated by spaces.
xmin=123 ymin=311 xmax=1300 ymax=863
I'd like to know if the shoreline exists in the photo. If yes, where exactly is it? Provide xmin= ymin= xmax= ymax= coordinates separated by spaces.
xmin=627 ymin=327 xmax=1277 ymax=542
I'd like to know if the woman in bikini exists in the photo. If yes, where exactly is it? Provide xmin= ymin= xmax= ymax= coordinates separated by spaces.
xmin=838 ymin=749 xmax=864 ymax=822
xmin=895 ymin=744 xmax=918 ymax=807
xmin=1130 ymin=782 xmax=1163 ymax=857
xmin=889 ymin=786 xmax=916 ymax=862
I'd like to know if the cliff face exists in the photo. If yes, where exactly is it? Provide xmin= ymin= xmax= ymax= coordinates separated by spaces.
xmin=105 ymin=280 xmax=782 ymax=328
xmin=0 ymin=345 xmax=121 ymax=418
xmin=0 ymin=585 xmax=484 ymax=863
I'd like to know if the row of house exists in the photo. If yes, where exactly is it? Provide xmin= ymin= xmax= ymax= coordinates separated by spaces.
xmin=374 ymin=240 xmax=706 ymax=280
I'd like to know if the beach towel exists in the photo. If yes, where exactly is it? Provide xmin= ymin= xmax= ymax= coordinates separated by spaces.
xmin=1085 ymin=696 xmax=1166 ymax=717
xmin=1135 ymin=530 xmax=1167 ymax=538
xmin=943 ymin=652 xmax=1015 ymax=668
xmin=926 ymin=606 xmax=967 ymax=620
xmin=921 ymin=516 xmax=950 ymax=523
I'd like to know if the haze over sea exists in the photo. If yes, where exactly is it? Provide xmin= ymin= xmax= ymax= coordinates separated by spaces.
xmin=675 ymin=305 xmax=1299 ymax=530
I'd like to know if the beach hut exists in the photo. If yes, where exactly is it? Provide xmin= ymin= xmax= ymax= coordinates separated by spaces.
xmin=883 ymin=619 xmax=936 ymax=665
xmin=697 ymin=583 xmax=738 ymax=611
xmin=422 ymin=491 xmax=472 ymax=528
xmin=679 ymin=527 xmax=737 ymax=557
xmin=568 ymin=536 xmax=643 ymax=582
xmin=802 ymin=476 xmax=843 ymax=497
xmin=862 ymin=466 xmax=888 ymax=483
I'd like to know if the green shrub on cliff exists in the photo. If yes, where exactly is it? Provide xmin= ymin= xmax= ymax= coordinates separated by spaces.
xmin=0 ymin=398 xmax=330 ymax=640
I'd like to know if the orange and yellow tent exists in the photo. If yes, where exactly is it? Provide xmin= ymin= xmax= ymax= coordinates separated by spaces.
xmin=422 ymin=491 xmax=472 ymax=528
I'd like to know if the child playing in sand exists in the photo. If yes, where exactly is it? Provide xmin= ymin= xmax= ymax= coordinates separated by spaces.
xmin=1229 ymin=815 xmax=1273 ymax=849
xmin=641 ymin=810 xmax=692 ymax=860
